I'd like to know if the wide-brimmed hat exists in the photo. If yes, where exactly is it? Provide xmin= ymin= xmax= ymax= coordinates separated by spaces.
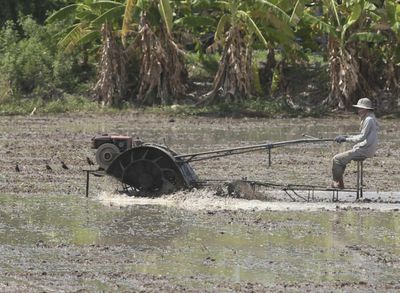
xmin=353 ymin=98 xmax=374 ymax=110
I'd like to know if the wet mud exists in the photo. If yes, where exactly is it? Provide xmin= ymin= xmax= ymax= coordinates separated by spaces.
xmin=0 ymin=113 xmax=399 ymax=292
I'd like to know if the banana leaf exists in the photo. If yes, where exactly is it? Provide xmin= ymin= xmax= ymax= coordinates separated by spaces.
xmin=47 ymin=4 xmax=79 ymax=23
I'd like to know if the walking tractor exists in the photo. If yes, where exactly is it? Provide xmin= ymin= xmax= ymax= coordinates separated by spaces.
xmin=85 ymin=134 xmax=366 ymax=201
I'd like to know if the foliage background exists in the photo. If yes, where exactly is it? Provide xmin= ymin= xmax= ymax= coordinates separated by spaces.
xmin=0 ymin=0 xmax=398 ymax=116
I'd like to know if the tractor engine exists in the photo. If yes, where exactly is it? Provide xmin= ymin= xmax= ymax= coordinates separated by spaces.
xmin=90 ymin=134 xmax=197 ymax=195
xmin=91 ymin=135 xmax=133 ymax=169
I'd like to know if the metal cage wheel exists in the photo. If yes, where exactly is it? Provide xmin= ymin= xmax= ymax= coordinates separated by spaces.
xmin=107 ymin=146 xmax=187 ymax=196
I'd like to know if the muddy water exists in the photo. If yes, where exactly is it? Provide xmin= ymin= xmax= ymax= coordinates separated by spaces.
xmin=0 ymin=193 xmax=399 ymax=291
xmin=0 ymin=113 xmax=400 ymax=291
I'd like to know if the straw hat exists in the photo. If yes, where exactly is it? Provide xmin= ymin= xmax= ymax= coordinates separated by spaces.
xmin=353 ymin=98 xmax=374 ymax=110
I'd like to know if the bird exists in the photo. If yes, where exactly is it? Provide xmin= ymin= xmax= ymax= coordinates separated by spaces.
xmin=45 ymin=163 xmax=52 ymax=171
xmin=86 ymin=157 xmax=95 ymax=166
xmin=61 ymin=161 xmax=69 ymax=170
xmin=15 ymin=164 xmax=20 ymax=172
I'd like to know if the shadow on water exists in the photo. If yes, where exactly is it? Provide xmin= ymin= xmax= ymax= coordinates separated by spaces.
xmin=0 ymin=193 xmax=399 ymax=288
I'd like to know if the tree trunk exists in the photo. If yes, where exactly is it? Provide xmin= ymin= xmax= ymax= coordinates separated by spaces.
xmin=136 ymin=15 xmax=187 ymax=105
xmin=93 ymin=23 xmax=126 ymax=106
xmin=259 ymin=49 xmax=276 ymax=97
xmin=383 ymin=32 xmax=400 ymax=94
xmin=384 ymin=57 xmax=400 ymax=93
xmin=199 ymin=26 xmax=253 ymax=105
xmin=326 ymin=36 xmax=372 ymax=110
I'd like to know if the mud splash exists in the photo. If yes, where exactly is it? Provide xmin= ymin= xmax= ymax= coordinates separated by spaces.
xmin=96 ymin=188 xmax=400 ymax=212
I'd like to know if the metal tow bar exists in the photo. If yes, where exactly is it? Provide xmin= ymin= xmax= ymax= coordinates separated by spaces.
xmin=175 ymin=138 xmax=334 ymax=166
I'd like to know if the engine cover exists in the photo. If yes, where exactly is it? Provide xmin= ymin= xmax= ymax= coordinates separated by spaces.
xmin=91 ymin=134 xmax=132 ymax=152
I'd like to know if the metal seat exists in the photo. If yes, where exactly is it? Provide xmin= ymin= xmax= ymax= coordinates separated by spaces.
xmin=353 ymin=158 xmax=365 ymax=199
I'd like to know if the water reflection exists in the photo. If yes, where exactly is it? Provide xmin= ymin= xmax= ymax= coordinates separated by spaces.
xmin=0 ymin=195 xmax=186 ymax=247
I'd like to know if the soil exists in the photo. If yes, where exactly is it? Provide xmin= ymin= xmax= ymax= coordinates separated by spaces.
xmin=1 ymin=112 xmax=399 ymax=196
xmin=0 ymin=113 xmax=399 ymax=292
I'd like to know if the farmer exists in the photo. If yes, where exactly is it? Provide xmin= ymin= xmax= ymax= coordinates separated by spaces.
xmin=332 ymin=98 xmax=378 ymax=189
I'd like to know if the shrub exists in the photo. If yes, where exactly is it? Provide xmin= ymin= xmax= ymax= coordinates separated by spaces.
xmin=0 ymin=16 xmax=95 ymax=101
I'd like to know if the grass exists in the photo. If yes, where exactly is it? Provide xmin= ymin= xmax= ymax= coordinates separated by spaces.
xmin=0 ymin=89 xmax=328 ymax=119
xmin=0 ymin=93 xmax=328 ymax=118
xmin=145 ymin=98 xmax=317 ymax=118
xmin=0 ymin=95 xmax=102 ymax=115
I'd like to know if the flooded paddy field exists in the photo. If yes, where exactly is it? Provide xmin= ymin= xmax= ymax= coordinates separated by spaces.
xmin=0 ymin=113 xmax=399 ymax=291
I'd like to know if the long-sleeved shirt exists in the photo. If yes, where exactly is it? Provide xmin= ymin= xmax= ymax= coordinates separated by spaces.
xmin=346 ymin=112 xmax=379 ymax=157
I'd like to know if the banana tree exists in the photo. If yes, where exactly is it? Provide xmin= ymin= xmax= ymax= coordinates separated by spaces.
xmin=378 ymin=0 xmax=400 ymax=93
xmin=47 ymin=0 xmax=127 ymax=106
xmin=302 ymin=0 xmax=387 ymax=110
xmin=197 ymin=0 xmax=294 ymax=104
xmin=252 ymin=0 xmax=301 ymax=97
xmin=121 ymin=0 xmax=188 ymax=105
xmin=172 ymin=0 xmax=219 ymax=52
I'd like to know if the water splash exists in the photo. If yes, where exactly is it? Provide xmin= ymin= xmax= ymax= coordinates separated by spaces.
xmin=96 ymin=188 xmax=400 ymax=212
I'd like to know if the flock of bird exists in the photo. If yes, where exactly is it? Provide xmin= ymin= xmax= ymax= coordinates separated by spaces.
xmin=15 ymin=156 xmax=95 ymax=173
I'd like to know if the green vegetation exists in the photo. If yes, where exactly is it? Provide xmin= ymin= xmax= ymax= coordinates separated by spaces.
xmin=0 ymin=17 xmax=89 ymax=97
xmin=0 ymin=0 xmax=399 ymax=116
xmin=0 ymin=95 xmax=100 ymax=115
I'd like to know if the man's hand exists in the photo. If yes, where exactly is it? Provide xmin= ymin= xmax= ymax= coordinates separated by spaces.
xmin=335 ymin=135 xmax=346 ymax=143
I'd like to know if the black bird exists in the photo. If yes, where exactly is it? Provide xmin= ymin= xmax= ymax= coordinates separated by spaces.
xmin=15 ymin=164 xmax=20 ymax=172
xmin=61 ymin=161 xmax=69 ymax=170
xmin=45 ymin=163 xmax=52 ymax=171
xmin=86 ymin=156 xmax=95 ymax=166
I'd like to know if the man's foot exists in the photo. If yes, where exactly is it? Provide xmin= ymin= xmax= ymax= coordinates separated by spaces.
xmin=331 ymin=180 xmax=344 ymax=189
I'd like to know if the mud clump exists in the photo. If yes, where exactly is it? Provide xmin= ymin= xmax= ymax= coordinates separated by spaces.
xmin=215 ymin=180 xmax=265 ymax=200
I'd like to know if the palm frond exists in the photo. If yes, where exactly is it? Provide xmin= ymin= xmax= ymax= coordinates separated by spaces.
xmin=76 ymin=30 xmax=101 ymax=46
xmin=256 ymin=0 xmax=291 ymax=24
xmin=78 ymin=11 xmax=98 ymax=23
xmin=174 ymin=15 xmax=216 ymax=29
xmin=159 ymin=0 xmax=173 ymax=35
xmin=237 ymin=10 xmax=268 ymax=48
xmin=266 ymin=12 xmax=295 ymax=40
xmin=290 ymin=0 xmax=305 ymax=25
xmin=303 ymin=12 xmax=335 ymax=35
xmin=215 ymin=1 xmax=230 ymax=10
xmin=46 ymin=4 xmax=79 ymax=23
xmin=91 ymin=1 xmax=124 ymax=10
xmin=91 ymin=5 xmax=125 ymax=28
xmin=58 ymin=23 xmax=87 ymax=52
xmin=192 ymin=0 xmax=215 ymax=10
xmin=341 ymin=3 xmax=363 ymax=44
xmin=121 ymin=0 xmax=138 ymax=47
xmin=346 ymin=32 xmax=386 ymax=44
xmin=263 ymin=26 xmax=292 ymax=46
xmin=329 ymin=0 xmax=341 ymax=26
xmin=215 ymin=14 xmax=231 ymax=43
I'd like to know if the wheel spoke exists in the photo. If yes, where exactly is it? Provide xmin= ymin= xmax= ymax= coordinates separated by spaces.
xmin=141 ymin=149 xmax=149 ymax=159
xmin=152 ymin=156 xmax=163 ymax=163
xmin=161 ymin=167 xmax=175 ymax=174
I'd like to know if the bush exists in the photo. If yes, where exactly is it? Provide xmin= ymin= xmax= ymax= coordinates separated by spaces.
xmin=0 ymin=16 xmax=95 ymax=101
